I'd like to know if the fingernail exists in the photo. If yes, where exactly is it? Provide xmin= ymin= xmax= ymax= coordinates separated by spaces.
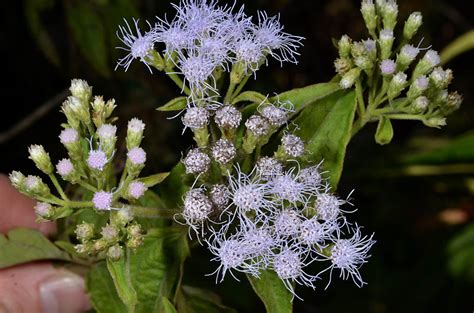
xmin=39 ymin=271 xmax=91 ymax=313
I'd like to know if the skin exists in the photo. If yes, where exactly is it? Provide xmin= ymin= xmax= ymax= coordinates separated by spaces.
xmin=0 ymin=174 xmax=90 ymax=313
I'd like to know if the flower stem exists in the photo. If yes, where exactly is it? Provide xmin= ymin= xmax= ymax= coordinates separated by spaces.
xmin=166 ymin=71 xmax=192 ymax=96
xmin=224 ymin=82 xmax=237 ymax=104
xmin=231 ymin=75 xmax=251 ymax=100
xmin=49 ymin=174 xmax=69 ymax=201
xmin=129 ymin=205 xmax=178 ymax=219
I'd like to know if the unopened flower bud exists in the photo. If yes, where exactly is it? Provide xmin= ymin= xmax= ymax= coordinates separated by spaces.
xmin=407 ymin=76 xmax=428 ymax=99
xmin=215 ymin=105 xmax=242 ymax=130
xmin=334 ymin=58 xmax=352 ymax=75
xmin=28 ymin=145 xmax=53 ymax=175
xmin=379 ymin=29 xmax=394 ymax=59
xmin=127 ymin=224 xmax=144 ymax=249
xmin=61 ymin=100 xmax=81 ymax=130
xmin=443 ymin=92 xmax=462 ymax=113
xmin=340 ymin=68 xmax=361 ymax=89
xmin=93 ymin=190 xmax=113 ymax=211
xmin=25 ymin=175 xmax=50 ymax=197
xmin=403 ymin=12 xmax=423 ymax=41
xmin=9 ymin=171 xmax=26 ymax=192
xmin=107 ymin=245 xmax=123 ymax=261
xmin=70 ymin=79 xmax=92 ymax=104
xmin=411 ymin=96 xmax=429 ymax=113
xmin=381 ymin=0 xmax=398 ymax=30
xmin=64 ymin=96 xmax=91 ymax=125
xmin=183 ymin=148 xmax=211 ymax=174
xmin=104 ymin=99 xmax=117 ymax=119
xmin=126 ymin=118 xmax=145 ymax=149
xmin=115 ymin=206 xmax=134 ymax=225
xmin=361 ymin=0 xmax=377 ymax=35
xmin=397 ymin=44 xmax=419 ymax=71
xmin=101 ymin=224 xmax=119 ymax=243
xmin=212 ymin=139 xmax=236 ymax=165
xmin=182 ymin=107 xmax=209 ymax=129
xmin=423 ymin=117 xmax=446 ymax=128
xmin=97 ymin=124 xmax=117 ymax=157
xmin=338 ymin=35 xmax=352 ymax=58
xmin=380 ymin=59 xmax=396 ymax=76
xmin=128 ymin=224 xmax=142 ymax=238
xmin=388 ymin=72 xmax=407 ymax=99
xmin=75 ymin=244 xmax=90 ymax=255
xmin=93 ymin=239 xmax=108 ymax=253
xmin=429 ymin=67 xmax=451 ymax=89
xmin=413 ymin=50 xmax=440 ymax=78
xmin=75 ymin=222 xmax=95 ymax=242
xmin=433 ymin=90 xmax=449 ymax=106
xmin=34 ymin=202 xmax=54 ymax=219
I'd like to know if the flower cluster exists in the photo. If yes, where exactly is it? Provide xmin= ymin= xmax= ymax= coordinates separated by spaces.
xmin=116 ymin=0 xmax=303 ymax=99
xmin=335 ymin=0 xmax=461 ymax=134
xmin=179 ymin=160 xmax=375 ymax=297
xmin=10 ymin=79 xmax=148 ymax=260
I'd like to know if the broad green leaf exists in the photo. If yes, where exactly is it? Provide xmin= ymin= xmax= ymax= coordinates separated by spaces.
xmin=66 ymin=2 xmax=110 ymax=77
xmin=375 ymin=116 xmax=394 ymax=145
xmin=128 ymin=227 xmax=190 ymax=313
xmin=271 ymin=82 xmax=341 ymax=116
xmin=0 ymin=228 xmax=71 ymax=269
xmin=176 ymin=286 xmax=237 ymax=313
xmin=247 ymin=270 xmax=293 ymax=313
xmin=107 ymin=255 xmax=138 ymax=312
xmin=140 ymin=172 xmax=170 ymax=187
xmin=293 ymin=90 xmax=357 ymax=187
xmin=162 ymin=298 xmax=178 ymax=313
xmin=441 ymin=30 xmax=474 ymax=64
xmin=135 ymin=190 xmax=169 ymax=228
xmin=158 ymin=97 xmax=187 ymax=112
xmin=232 ymin=91 xmax=267 ymax=105
xmin=447 ymin=224 xmax=474 ymax=281
xmin=403 ymin=132 xmax=474 ymax=165
xmin=24 ymin=0 xmax=60 ymax=67
xmin=87 ymin=261 xmax=128 ymax=313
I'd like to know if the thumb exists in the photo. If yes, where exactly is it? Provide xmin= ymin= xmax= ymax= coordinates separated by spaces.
xmin=0 ymin=263 xmax=91 ymax=313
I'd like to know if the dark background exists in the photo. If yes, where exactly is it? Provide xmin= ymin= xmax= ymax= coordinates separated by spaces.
xmin=1 ymin=0 xmax=473 ymax=312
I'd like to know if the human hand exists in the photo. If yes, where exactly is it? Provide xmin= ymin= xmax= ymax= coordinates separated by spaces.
xmin=0 ymin=174 xmax=91 ymax=313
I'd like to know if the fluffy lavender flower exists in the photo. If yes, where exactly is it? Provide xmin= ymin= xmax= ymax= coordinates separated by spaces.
xmin=282 ymin=134 xmax=305 ymax=158
xmin=56 ymin=158 xmax=74 ymax=177
xmin=128 ymin=181 xmax=147 ymax=199
xmin=212 ymin=139 xmax=236 ymax=165
xmin=256 ymin=156 xmax=283 ymax=179
xmin=215 ymin=105 xmax=242 ymax=129
xmin=116 ymin=18 xmax=157 ymax=72
xmin=273 ymin=209 xmax=301 ymax=237
xmin=315 ymin=193 xmax=345 ymax=221
xmin=297 ymin=165 xmax=323 ymax=191
xmin=59 ymin=128 xmax=79 ymax=144
xmin=182 ymin=106 xmax=210 ymax=130
xmin=241 ymin=225 xmax=275 ymax=259
xmin=93 ymin=191 xmax=113 ymax=211
xmin=127 ymin=147 xmax=147 ymax=165
xmin=253 ymin=12 xmax=304 ymax=65
xmin=87 ymin=149 xmax=108 ymax=171
xmin=298 ymin=218 xmax=332 ymax=247
xmin=178 ymin=53 xmax=217 ymax=94
xmin=183 ymin=148 xmax=211 ymax=174
xmin=270 ymin=171 xmax=307 ymax=204
xmin=380 ymin=59 xmax=396 ymax=76
xmin=233 ymin=38 xmax=264 ymax=73
xmin=320 ymin=226 xmax=375 ymax=288
xmin=155 ymin=21 xmax=191 ymax=55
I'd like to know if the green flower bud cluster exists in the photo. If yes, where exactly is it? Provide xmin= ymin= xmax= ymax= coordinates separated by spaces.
xmin=334 ymin=0 xmax=462 ymax=140
xmin=74 ymin=207 xmax=144 ymax=261
xmin=9 ymin=79 xmax=152 ymax=250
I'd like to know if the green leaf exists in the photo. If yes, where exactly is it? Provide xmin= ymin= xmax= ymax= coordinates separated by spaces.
xmin=447 ymin=224 xmax=474 ymax=281
xmin=66 ymin=2 xmax=110 ymax=77
xmin=0 ymin=228 xmax=71 ymax=269
xmin=24 ymin=0 xmax=60 ymax=67
xmin=247 ymin=270 xmax=293 ymax=313
xmin=293 ymin=90 xmax=357 ymax=187
xmin=87 ymin=261 xmax=128 ymax=313
xmin=441 ymin=30 xmax=474 ymax=64
xmin=271 ymin=82 xmax=341 ymax=117
xmin=232 ymin=91 xmax=267 ymax=105
xmin=162 ymin=298 xmax=178 ymax=313
xmin=107 ymin=255 xmax=138 ymax=312
xmin=128 ymin=227 xmax=190 ymax=313
xmin=375 ymin=116 xmax=394 ymax=145
xmin=176 ymin=286 xmax=237 ymax=313
xmin=158 ymin=97 xmax=188 ymax=112
xmin=140 ymin=172 xmax=170 ymax=187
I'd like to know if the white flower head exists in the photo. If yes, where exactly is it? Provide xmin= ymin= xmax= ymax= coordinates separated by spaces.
xmin=270 ymin=170 xmax=307 ymax=204
xmin=212 ymin=139 xmax=236 ymax=165
xmin=256 ymin=156 xmax=283 ymax=180
xmin=282 ymin=133 xmax=305 ymax=158
xmin=215 ymin=105 xmax=242 ymax=129
xmin=183 ymin=148 xmax=211 ymax=174
xmin=182 ymin=106 xmax=210 ymax=130
xmin=177 ymin=53 xmax=217 ymax=95
xmin=273 ymin=209 xmax=302 ymax=238
xmin=116 ymin=18 xmax=158 ymax=72
xmin=182 ymin=188 xmax=213 ymax=228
